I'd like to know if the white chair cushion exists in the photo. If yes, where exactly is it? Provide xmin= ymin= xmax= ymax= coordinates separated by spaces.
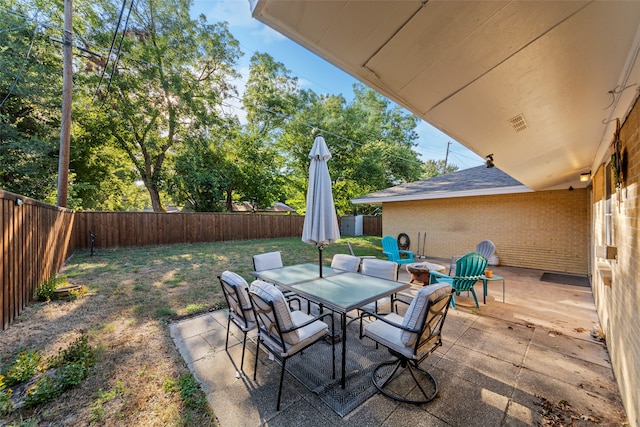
xmin=221 ymin=271 xmax=250 ymax=306
xmin=401 ymin=283 xmax=451 ymax=346
xmin=250 ymin=279 xmax=298 ymax=344
xmin=220 ymin=271 xmax=255 ymax=323
xmin=253 ymin=251 xmax=283 ymax=271
xmin=259 ymin=310 xmax=328 ymax=357
xmin=331 ymin=254 xmax=360 ymax=272
xmin=361 ymin=258 xmax=398 ymax=281
xmin=360 ymin=297 xmax=391 ymax=313
xmin=364 ymin=313 xmax=414 ymax=359
xmin=359 ymin=259 xmax=398 ymax=313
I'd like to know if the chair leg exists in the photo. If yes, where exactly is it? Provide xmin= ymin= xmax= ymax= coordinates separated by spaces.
xmin=372 ymin=358 xmax=439 ymax=404
xmin=240 ymin=332 xmax=247 ymax=371
xmin=373 ymin=359 xmax=404 ymax=391
xmin=470 ymin=288 xmax=480 ymax=308
xmin=225 ymin=316 xmax=231 ymax=351
xmin=253 ymin=338 xmax=260 ymax=381
xmin=331 ymin=316 xmax=336 ymax=379
xmin=450 ymin=294 xmax=457 ymax=309
xmin=277 ymin=358 xmax=287 ymax=411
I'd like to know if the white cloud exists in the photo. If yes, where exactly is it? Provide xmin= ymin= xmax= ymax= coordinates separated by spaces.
xmin=296 ymin=76 xmax=312 ymax=89
xmin=194 ymin=0 xmax=257 ymax=28
xmin=194 ymin=0 xmax=286 ymax=44
xmin=249 ymin=23 xmax=286 ymax=44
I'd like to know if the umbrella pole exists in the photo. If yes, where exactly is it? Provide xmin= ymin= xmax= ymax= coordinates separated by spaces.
xmin=319 ymin=246 xmax=323 ymax=278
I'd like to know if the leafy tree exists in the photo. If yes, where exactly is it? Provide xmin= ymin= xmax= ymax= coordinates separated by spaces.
xmin=69 ymin=115 xmax=149 ymax=210
xmin=0 ymin=4 xmax=62 ymax=200
xmin=171 ymin=121 xmax=236 ymax=212
xmin=75 ymin=0 xmax=241 ymax=211
xmin=171 ymin=52 xmax=292 ymax=212
xmin=243 ymin=52 xmax=301 ymax=136
xmin=422 ymin=159 xmax=458 ymax=178
xmin=172 ymin=120 xmax=285 ymax=212
xmin=279 ymin=84 xmax=424 ymax=215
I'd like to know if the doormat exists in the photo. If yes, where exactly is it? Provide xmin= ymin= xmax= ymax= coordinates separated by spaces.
xmin=281 ymin=317 xmax=391 ymax=417
xmin=540 ymin=272 xmax=590 ymax=287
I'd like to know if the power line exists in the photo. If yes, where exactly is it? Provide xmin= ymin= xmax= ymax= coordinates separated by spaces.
xmin=0 ymin=13 xmax=39 ymax=109
xmin=0 ymin=6 xmax=66 ymax=35
xmin=0 ymin=23 xmax=30 ymax=34
xmin=220 ymin=94 xmax=426 ymax=167
xmin=101 ymin=0 xmax=136 ymax=106
xmin=449 ymin=145 xmax=484 ymax=163
xmin=94 ymin=0 xmax=129 ymax=102
xmin=2 ymin=3 xmax=433 ymax=170
xmin=448 ymin=150 xmax=484 ymax=169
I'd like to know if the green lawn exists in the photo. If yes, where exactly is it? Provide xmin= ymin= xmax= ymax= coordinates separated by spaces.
xmin=0 ymin=236 xmax=383 ymax=426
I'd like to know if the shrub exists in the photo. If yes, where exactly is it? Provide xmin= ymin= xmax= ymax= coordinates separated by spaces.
xmin=0 ymin=375 xmax=13 ymax=414
xmin=1 ymin=335 xmax=95 ymax=412
xmin=35 ymin=276 xmax=67 ymax=302
xmin=2 ymin=349 xmax=40 ymax=387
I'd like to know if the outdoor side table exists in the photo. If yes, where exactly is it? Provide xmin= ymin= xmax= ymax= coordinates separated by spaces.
xmin=406 ymin=262 xmax=445 ymax=284
xmin=481 ymin=275 xmax=505 ymax=303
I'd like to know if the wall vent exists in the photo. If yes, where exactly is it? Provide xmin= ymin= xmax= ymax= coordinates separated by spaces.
xmin=508 ymin=114 xmax=528 ymax=132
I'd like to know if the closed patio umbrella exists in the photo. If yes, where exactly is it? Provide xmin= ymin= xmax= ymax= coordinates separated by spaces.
xmin=302 ymin=134 xmax=341 ymax=277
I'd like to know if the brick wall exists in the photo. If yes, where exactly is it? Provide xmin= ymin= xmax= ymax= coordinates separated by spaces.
xmin=591 ymin=97 xmax=640 ymax=427
xmin=381 ymin=189 xmax=589 ymax=274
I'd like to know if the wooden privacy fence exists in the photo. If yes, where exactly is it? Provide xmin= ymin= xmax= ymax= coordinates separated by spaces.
xmin=72 ymin=212 xmax=381 ymax=249
xmin=72 ymin=211 xmax=307 ymax=249
xmin=362 ymin=215 xmax=382 ymax=237
xmin=1 ymin=190 xmax=76 ymax=330
xmin=1 ymin=190 xmax=382 ymax=329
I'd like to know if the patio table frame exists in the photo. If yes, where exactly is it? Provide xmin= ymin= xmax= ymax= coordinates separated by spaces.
xmin=251 ymin=263 xmax=409 ymax=388
xmin=481 ymin=274 xmax=505 ymax=303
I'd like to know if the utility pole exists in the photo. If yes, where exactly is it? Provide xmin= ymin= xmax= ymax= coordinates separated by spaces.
xmin=443 ymin=141 xmax=451 ymax=174
xmin=56 ymin=0 xmax=72 ymax=207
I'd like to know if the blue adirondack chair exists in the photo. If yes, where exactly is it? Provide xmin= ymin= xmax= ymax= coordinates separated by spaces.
xmin=430 ymin=252 xmax=487 ymax=309
xmin=381 ymin=235 xmax=414 ymax=265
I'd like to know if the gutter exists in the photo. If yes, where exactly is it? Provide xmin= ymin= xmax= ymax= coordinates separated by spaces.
xmin=351 ymin=185 xmax=533 ymax=204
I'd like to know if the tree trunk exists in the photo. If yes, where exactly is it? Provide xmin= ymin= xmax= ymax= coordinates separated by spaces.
xmin=146 ymin=184 xmax=165 ymax=212
xmin=225 ymin=188 xmax=233 ymax=212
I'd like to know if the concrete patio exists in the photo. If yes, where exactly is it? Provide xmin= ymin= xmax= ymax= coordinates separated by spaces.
xmin=169 ymin=263 xmax=628 ymax=426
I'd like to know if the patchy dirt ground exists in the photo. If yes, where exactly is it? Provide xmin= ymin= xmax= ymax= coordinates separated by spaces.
xmin=1 ymin=237 xmax=376 ymax=426
xmin=0 ymin=241 xmax=238 ymax=426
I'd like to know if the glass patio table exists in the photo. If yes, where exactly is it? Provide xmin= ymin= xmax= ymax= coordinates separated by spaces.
xmin=251 ymin=263 xmax=409 ymax=388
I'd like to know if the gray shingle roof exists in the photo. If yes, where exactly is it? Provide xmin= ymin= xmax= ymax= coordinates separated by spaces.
xmin=352 ymin=166 xmax=531 ymax=204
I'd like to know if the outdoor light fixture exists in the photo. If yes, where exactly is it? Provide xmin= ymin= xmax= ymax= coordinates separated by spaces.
xmin=580 ymin=172 xmax=591 ymax=182
xmin=15 ymin=197 xmax=24 ymax=206
xmin=485 ymin=154 xmax=495 ymax=168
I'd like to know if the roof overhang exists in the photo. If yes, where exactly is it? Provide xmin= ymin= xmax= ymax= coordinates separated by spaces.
xmin=251 ymin=0 xmax=640 ymax=191
xmin=353 ymin=185 xmax=532 ymax=204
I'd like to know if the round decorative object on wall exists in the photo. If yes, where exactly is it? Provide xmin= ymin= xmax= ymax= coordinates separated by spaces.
xmin=397 ymin=233 xmax=410 ymax=250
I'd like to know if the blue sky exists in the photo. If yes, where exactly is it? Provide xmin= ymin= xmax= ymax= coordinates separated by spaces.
xmin=191 ymin=0 xmax=484 ymax=170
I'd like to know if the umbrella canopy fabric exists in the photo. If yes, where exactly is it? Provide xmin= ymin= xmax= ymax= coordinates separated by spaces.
xmin=302 ymin=135 xmax=340 ymax=275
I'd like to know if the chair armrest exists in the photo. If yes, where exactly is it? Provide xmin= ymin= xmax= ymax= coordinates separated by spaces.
xmin=393 ymin=297 xmax=411 ymax=308
xmin=391 ymin=295 xmax=411 ymax=312
xmin=429 ymin=270 xmax=452 ymax=285
xmin=429 ymin=270 xmax=450 ymax=280
xmin=280 ymin=311 xmax=333 ymax=334
xmin=286 ymin=295 xmax=302 ymax=311
xmin=358 ymin=310 xmax=421 ymax=334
